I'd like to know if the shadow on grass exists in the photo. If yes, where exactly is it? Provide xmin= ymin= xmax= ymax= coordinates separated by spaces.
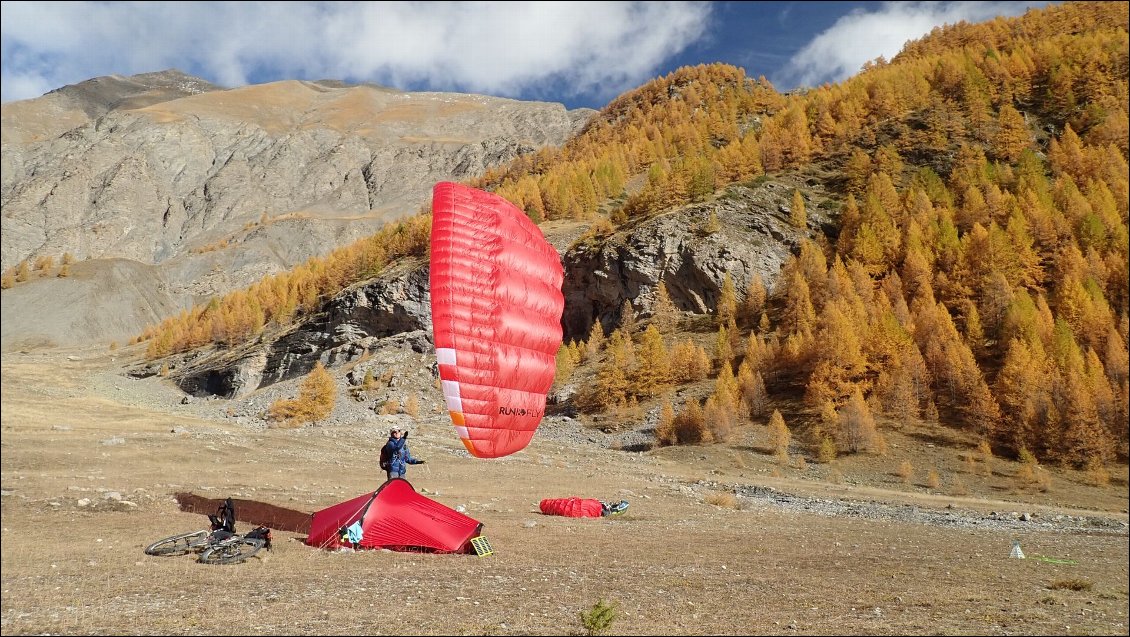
xmin=174 ymin=492 xmax=311 ymax=534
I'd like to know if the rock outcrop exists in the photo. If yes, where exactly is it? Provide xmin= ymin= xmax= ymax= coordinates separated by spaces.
xmin=151 ymin=178 xmax=835 ymax=398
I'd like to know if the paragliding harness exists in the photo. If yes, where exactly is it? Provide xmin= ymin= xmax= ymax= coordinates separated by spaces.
xmin=206 ymin=498 xmax=272 ymax=551
xmin=208 ymin=497 xmax=236 ymax=534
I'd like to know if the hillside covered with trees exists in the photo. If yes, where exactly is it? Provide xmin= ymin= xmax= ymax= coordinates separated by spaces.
xmin=137 ymin=2 xmax=1128 ymax=472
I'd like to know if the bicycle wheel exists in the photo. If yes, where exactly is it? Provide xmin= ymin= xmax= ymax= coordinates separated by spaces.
xmin=144 ymin=530 xmax=210 ymax=556
xmin=197 ymin=537 xmax=266 ymax=565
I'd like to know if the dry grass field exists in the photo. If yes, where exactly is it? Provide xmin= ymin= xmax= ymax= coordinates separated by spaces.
xmin=2 ymin=344 xmax=1127 ymax=635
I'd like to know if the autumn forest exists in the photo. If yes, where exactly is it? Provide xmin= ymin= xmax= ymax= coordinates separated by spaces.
xmin=130 ymin=2 xmax=1128 ymax=471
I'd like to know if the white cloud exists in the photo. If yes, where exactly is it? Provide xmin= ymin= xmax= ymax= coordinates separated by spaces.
xmin=1 ymin=1 xmax=711 ymax=105
xmin=775 ymin=1 xmax=1049 ymax=90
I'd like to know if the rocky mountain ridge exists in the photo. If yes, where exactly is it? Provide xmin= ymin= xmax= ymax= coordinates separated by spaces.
xmin=1 ymin=70 xmax=594 ymax=350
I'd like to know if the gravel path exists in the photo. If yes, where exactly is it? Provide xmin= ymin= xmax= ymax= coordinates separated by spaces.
xmin=711 ymin=481 xmax=1130 ymax=536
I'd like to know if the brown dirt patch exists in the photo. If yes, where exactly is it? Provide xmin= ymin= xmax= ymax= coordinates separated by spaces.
xmin=173 ymin=493 xmax=312 ymax=534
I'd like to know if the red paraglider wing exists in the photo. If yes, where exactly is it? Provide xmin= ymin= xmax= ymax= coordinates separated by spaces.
xmin=429 ymin=182 xmax=564 ymax=458
xmin=539 ymin=497 xmax=604 ymax=518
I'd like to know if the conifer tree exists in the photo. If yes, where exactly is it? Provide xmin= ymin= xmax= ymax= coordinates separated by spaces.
xmin=555 ymin=343 xmax=577 ymax=385
xmin=652 ymin=281 xmax=680 ymax=334
xmin=268 ymin=361 xmax=337 ymax=427
xmin=741 ymin=272 xmax=767 ymax=326
xmin=783 ymin=271 xmax=817 ymax=335
xmin=837 ymin=387 xmax=885 ymax=455
xmin=703 ymin=393 xmax=737 ymax=443
xmin=993 ymin=103 xmax=1031 ymax=162
xmin=758 ymin=312 xmax=772 ymax=335
xmin=744 ymin=332 xmax=767 ymax=375
xmin=586 ymin=321 xmax=606 ymax=358
xmin=814 ymin=399 xmax=838 ymax=445
xmin=790 ymin=189 xmax=807 ymax=228
xmin=714 ymin=360 xmax=740 ymax=408
xmin=655 ymin=399 xmax=678 ymax=446
xmin=632 ymin=325 xmax=671 ymax=397
xmin=619 ymin=299 xmax=638 ymax=336
xmin=716 ymin=273 xmax=737 ymax=327
xmin=767 ymin=409 xmax=790 ymax=455
xmin=598 ymin=329 xmax=636 ymax=408
xmin=741 ymin=366 xmax=768 ymax=419
xmin=670 ymin=339 xmax=710 ymax=383
xmin=672 ymin=397 xmax=709 ymax=445
xmin=702 ymin=210 xmax=721 ymax=233
xmin=1059 ymin=368 xmax=1116 ymax=466
xmin=713 ymin=323 xmax=734 ymax=369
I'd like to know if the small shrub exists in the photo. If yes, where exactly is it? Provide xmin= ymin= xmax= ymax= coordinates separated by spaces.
xmin=978 ymin=439 xmax=994 ymax=476
xmin=34 ymin=254 xmax=55 ymax=274
xmin=1034 ymin=468 xmax=1052 ymax=492
xmin=362 ymin=369 xmax=378 ymax=391
xmin=730 ymin=451 xmax=747 ymax=470
xmin=1049 ymin=578 xmax=1093 ymax=592
xmin=896 ymin=460 xmax=914 ymax=484
xmin=701 ymin=210 xmax=721 ymax=234
xmin=578 ymin=599 xmax=617 ymax=636
xmin=404 ymin=395 xmax=420 ymax=417
xmin=1016 ymin=463 xmax=1037 ymax=484
xmin=705 ymin=491 xmax=738 ymax=509
xmin=816 ymin=436 xmax=837 ymax=463
xmin=963 ymin=453 xmax=977 ymax=474
xmin=950 ymin=476 xmax=969 ymax=496
xmin=775 ymin=450 xmax=790 ymax=467
xmin=926 ymin=468 xmax=941 ymax=489
xmin=1084 ymin=458 xmax=1111 ymax=487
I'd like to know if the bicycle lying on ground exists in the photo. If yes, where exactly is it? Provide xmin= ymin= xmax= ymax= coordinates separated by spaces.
xmin=144 ymin=497 xmax=272 ymax=565
xmin=144 ymin=526 xmax=272 ymax=564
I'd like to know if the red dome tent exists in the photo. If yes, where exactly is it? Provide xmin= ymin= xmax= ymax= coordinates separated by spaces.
xmin=305 ymin=478 xmax=483 ymax=553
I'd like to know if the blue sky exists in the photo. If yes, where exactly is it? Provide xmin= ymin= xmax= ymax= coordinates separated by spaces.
xmin=1 ymin=1 xmax=1054 ymax=110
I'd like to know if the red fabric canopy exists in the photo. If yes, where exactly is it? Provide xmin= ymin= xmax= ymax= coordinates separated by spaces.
xmin=306 ymin=478 xmax=483 ymax=553
xmin=430 ymin=181 xmax=564 ymax=459
xmin=539 ymin=497 xmax=604 ymax=518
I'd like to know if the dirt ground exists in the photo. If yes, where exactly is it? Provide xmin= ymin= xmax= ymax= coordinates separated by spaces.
xmin=1 ymin=344 xmax=1127 ymax=636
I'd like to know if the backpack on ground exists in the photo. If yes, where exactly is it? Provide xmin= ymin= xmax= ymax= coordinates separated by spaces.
xmin=208 ymin=497 xmax=236 ymax=533
xmin=245 ymin=526 xmax=273 ymax=551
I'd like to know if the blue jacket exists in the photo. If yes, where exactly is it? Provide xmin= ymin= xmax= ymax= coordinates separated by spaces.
xmin=380 ymin=436 xmax=421 ymax=475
